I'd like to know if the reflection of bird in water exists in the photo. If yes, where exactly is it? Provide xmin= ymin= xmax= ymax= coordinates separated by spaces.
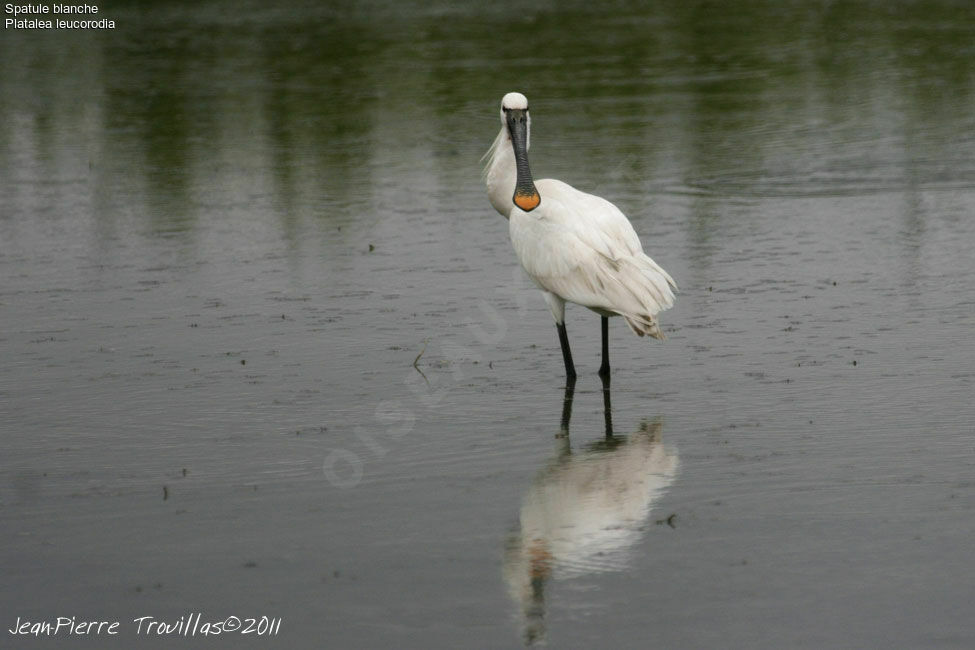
xmin=484 ymin=91 xmax=677 ymax=379
xmin=503 ymin=377 xmax=679 ymax=645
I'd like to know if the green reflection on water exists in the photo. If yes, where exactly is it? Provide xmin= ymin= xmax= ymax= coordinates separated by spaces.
xmin=1 ymin=0 xmax=973 ymax=240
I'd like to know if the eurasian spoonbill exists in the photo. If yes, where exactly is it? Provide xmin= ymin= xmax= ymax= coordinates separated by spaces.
xmin=484 ymin=92 xmax=677 ymax=379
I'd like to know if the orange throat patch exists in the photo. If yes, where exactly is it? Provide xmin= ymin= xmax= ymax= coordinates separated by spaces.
xmin=513 ymin=190 xmax=540 ymax=212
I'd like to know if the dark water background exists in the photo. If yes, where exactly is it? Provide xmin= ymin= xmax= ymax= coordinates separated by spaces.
xmin=2 ymin=1 xmax=974 ymax=647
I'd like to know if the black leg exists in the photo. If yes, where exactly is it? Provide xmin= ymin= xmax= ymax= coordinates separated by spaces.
xmin=559 ymin=375 xmax=576 ymax=438
xmin=600 ymin=371 xmax=613 ymax=437
xmin=556 ymin=322 xmax=577 ymax=380
xmin=598 ymin=316 xmax=610 ymax=378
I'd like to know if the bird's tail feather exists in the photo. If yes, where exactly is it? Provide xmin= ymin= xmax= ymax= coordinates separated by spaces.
xmin=623 ymin=313 xmax=666 ymax=340
xmin=598 ymin=255 xmax=675 ymax=340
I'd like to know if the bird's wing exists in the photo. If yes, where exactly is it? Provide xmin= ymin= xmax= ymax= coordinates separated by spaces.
xmin=535 ymin=179 xmax=643 ymax=257
xmin=509 ymin=188 xmax=676 ymax=328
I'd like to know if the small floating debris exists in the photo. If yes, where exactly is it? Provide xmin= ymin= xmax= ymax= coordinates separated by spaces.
xmin=655 ymin=513 xmax=677 ymax=528
xmin=413 ymin=339 xmax=428 ymax=369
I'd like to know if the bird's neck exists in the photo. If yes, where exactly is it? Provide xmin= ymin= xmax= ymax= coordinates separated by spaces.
xmin=485 ymin=126 xmax=517 ymax=218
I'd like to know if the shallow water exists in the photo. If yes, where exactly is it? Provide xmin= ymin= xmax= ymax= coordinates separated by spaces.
xmin=2 ymin=1 xmax=975 ymax=647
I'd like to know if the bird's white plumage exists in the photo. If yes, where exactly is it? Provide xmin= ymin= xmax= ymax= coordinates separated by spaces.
xmin=485 ymin=93 xmax=676 ymax=339
xmin=501 ymin=91 xmax=528 ymax=110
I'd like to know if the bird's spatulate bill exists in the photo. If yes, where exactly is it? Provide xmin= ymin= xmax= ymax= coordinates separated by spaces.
xmin=507 ymin=109 xmax=540 ymax=212
xmin=513 ymin=189 xmax=540 ymax=211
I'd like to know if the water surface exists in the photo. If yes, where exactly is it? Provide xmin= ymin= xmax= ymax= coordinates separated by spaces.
xmin=2 ymin=1 xmax=975 ymax=647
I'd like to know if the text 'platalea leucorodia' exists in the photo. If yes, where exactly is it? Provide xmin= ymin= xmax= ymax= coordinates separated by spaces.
xmin=484 ymin=92 xmax=677 ymax=380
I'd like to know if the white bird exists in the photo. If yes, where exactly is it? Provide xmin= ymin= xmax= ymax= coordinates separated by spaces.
xmin=484 ymin=91 xmax=677 ymax=379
